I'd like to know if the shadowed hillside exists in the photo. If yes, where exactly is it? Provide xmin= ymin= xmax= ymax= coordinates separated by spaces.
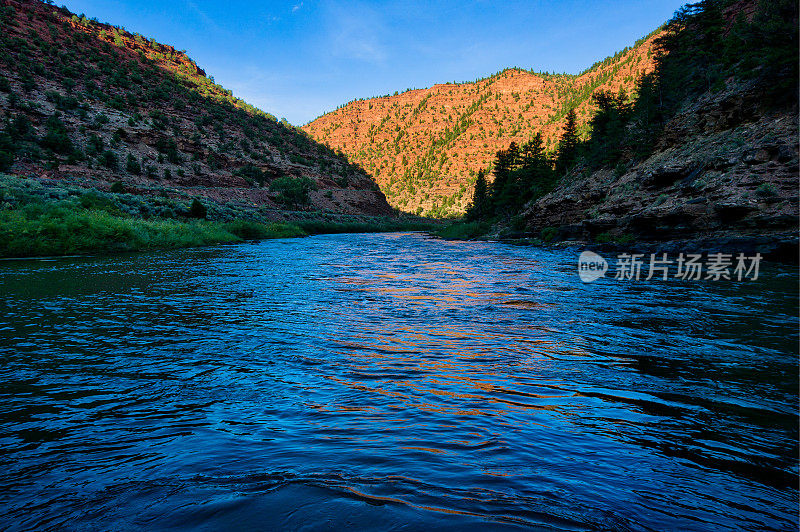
xmin=0 ymin=0 xmax=392 ymax=218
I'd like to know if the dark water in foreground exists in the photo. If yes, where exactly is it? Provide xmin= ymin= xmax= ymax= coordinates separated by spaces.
xmin=0 ymin=233 xmax=797 ymax=531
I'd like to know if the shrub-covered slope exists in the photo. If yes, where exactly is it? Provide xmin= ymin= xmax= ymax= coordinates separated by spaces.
xmin=304 ymin=31 xmax=660 ymax=216
xmin=0 ymin=0 xmax=392 ymax=217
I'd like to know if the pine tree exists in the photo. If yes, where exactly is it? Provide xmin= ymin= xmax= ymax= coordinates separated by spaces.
xmin=695 ymin=0 xmax=725 ymax=92
xmin=491 ymin=148 xmax=512 ymax=199
xmin=584 ymin=90 xmax=632 ymax=165
xmin=506 ymin=141 xmax=520 ymax=170
xmin=555 ymin=108 xmax=579 ymax=174
xmin=628 ymin=73 xmax=660 ymax=156
xmin=466 ymin=169 xmax=488 ymax=221
xmin=520 ymin=133 xmax=546 ymax=170
xmin=516 ymin=131 xmax=557 ymax=204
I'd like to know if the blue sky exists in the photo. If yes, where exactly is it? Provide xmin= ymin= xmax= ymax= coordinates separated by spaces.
xmin=59 ymin=0 xmax=687 ymax=125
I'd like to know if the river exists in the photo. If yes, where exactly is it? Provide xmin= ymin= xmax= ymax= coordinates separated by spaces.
xmin=0 ymin=233 xmax=797 ymax=530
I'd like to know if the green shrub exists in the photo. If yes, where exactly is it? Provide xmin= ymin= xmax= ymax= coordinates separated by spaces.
xmin=435 ymin=221 xmax=491 ymax=240
xmin=41 ymin=114 xmax=73 ymax=154
xmin=109 ymin=181 xmax=125 ymax=193
xmin=45 ymin=90 xmax=78 ymax=110
xmin=755 ymin=183 xmax=778 ymax=197
xmin=0 ymin=132 xmax=15 ymax=171
xmin=0 ymin=174 xmax=317 ymax=257
xmin=595 ymin=231 xmax=635 ymax=244
xmin=269 ymin=175 xmax=315 ymax=207
xmin=155 ymin=137 xmax=181 ymax=163
xmin=296 ymin=218 xmax=436 ymax=235
xmin=223 ymin=220 xmax=305 ymax=240
xmin=234 ymin=164 xmax=269 ymax=186
xmin=20 ymin=73 xmax=35 ymax=92
xmin=0 ymin=149 xmax=13 ymax=171
xmin=79 ymin=191 xmax=119 ymax=213
xmin=86 ymin=133 xmax=103 ymax=155
xmin=188 ymin=198 xmax=207 ymax=219
xmin=99 ymin=150 xmax=118 ymax=170
xmin=541 ymin=226 xmax=558 ymax=243
xmin=66 ymin=150 xmax=84 ymax=165
xmin=125 ymin=153 xmax=140 ymax=174
xmin=0 ymin=204 xmax=232 ymax=256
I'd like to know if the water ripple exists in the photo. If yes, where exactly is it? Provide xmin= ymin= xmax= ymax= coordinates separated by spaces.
xmin=0 ymin=233 xmax=797 ymax=530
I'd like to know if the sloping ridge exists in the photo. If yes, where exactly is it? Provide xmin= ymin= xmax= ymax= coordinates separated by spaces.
xmin=0 ymin=0 xmax=393 ymax=217
xmin=304 ymin=30 xmax=661 ymax=216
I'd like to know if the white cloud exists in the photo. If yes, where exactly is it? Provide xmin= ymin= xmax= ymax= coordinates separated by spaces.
xmin=292 ymin=2 xmax=304 ymax=12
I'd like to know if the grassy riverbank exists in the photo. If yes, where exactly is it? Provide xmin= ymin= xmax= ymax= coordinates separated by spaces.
xmin=0 ymin=200 xmax=306 ymax=257
xmin=434 ymin=221 xmax=493 ymax=240
xmin=297 ymin=217 xmax=438 ymax=235
xmin=0 ymin=174 xmax=439 ymax=257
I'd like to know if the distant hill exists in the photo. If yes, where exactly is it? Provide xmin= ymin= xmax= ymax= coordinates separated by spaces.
xmin=0 ymin=0 xmax=392 ymax=217
xmin=304 ymin=31 xmax=660 ymax=216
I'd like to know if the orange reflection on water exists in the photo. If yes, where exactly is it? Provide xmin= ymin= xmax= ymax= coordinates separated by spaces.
xmin=400 ymin=446 xmax=448 ymax=455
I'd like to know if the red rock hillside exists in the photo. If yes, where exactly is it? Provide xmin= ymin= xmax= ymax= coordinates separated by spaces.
xmin=304 ymin=31 xmax=661 ymax=216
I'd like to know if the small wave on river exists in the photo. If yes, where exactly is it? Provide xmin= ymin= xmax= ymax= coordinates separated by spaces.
xmin=0 ymin=233 xmax=797 ymax=530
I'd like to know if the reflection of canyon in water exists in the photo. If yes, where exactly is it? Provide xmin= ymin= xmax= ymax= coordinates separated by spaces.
xmin=0 ymin=233 xmax=797 ymax=530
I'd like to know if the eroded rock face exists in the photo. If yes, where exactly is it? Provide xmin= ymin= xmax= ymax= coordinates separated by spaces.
xmin=304 ymin=33 xmax=660 ymax=216
xmin=522 ymin=85 xmax=798 ymax=247
xmin=0 ymin=0 xmax=393 ymax=217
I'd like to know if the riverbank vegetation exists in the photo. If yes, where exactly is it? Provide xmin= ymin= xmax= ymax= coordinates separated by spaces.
xmin=434 ymin=221 xmax=492 ymax=240
xmin=0 ymin=178 xmax=306 ymax=257
xmin=0 ymin=204 xmax=307 ymax=257
xmin=297 ymin=217 xmax=438 ymax=235
xmin=0 ymin=174 xmax=438 ymax=257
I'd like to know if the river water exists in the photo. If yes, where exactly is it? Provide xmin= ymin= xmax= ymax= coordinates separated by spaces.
xmin=0 ymin=233 xmax=797 ymax=530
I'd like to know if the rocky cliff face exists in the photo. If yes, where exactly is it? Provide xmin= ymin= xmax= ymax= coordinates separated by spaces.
xmin=304 ymin=32 xmax=660 ymax=216
xmin=517 ymin=0 xmax=799 ymax=253
xmin=522 ymin=81 xmax=798 ymax=249
xmin=0 ymin=0 xmax=393 ymax=217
